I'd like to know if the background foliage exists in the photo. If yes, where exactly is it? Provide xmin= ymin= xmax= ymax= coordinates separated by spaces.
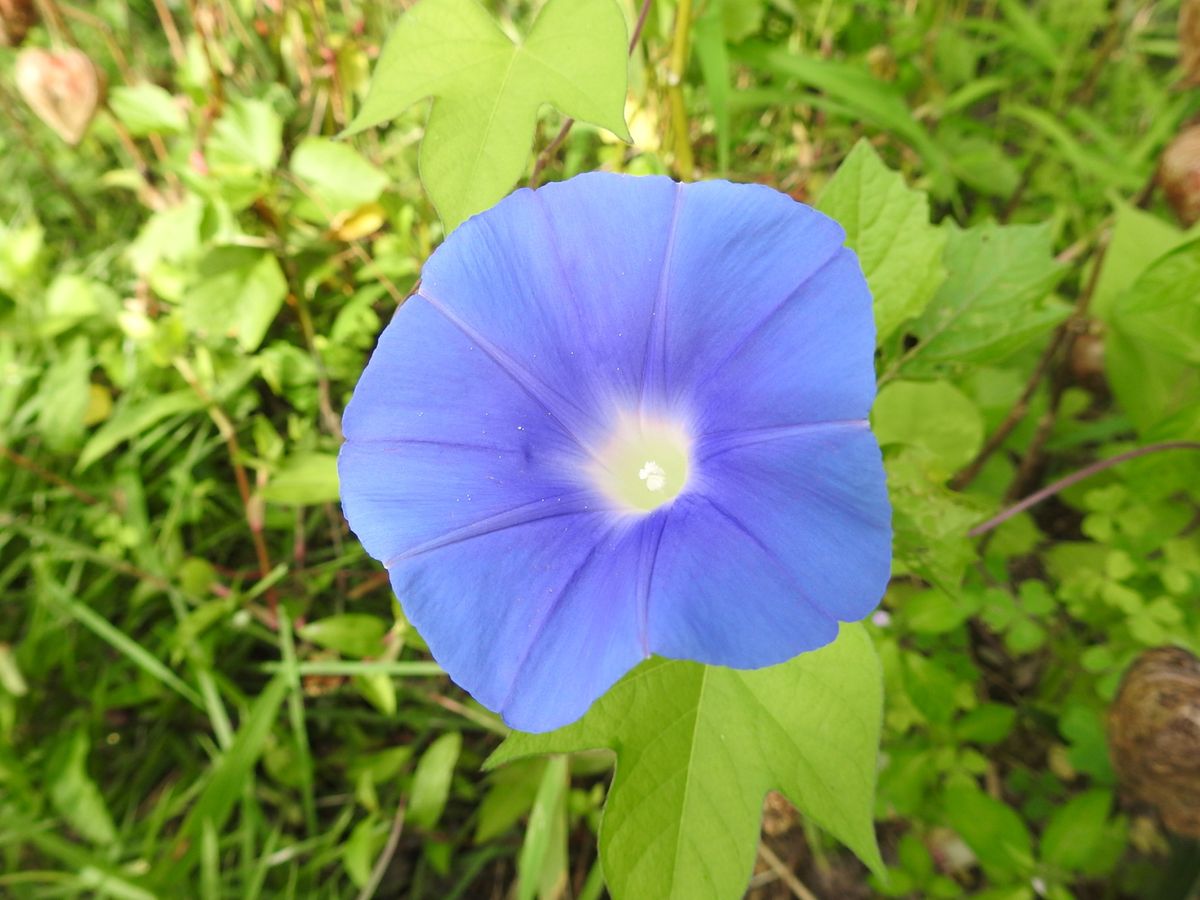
xmin=2 ymin=0 xmax=1199 ymax=897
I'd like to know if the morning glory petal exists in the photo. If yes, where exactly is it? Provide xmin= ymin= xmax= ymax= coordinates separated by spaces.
xmin=421 ymin=173 xmax=682 ymax=426
xmin=647 ymin=424 xmax=889 ymax=665
xmin=340 ymin=298 xmax=592 ymax=565
xmin=649 ymin=180 xmax=847 ymax=408
xmin=389 ymin=513 xmax=646 ymax=733
xmin=340 ymin=172 xmax=893 ymax=733
xmin=691 ymin=247 xmax=877 ymax=433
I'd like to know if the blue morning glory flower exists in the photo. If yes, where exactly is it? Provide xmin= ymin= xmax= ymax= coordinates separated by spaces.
xmin=339 ymin=173 xmax=891 ymax=733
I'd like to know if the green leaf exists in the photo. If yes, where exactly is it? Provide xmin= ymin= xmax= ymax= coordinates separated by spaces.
xmin=818 ymin=140 xmax=947 ymax=342
xmin=942 ymin=786 xmax=1034 ymax=881
xmin=1109 ymin=241 xmax=1200 ymax=362
xmin=261 ymin=452 xmax=340 ymax=505
xmin=347 ymin=0 xmax=631 ymax=230
xmin=208 ymin=97 xmax=283 ymax=173
xmin=489 ymin=625 xmax=884 ymax=900
xmin=343 ymin=815 xmax=385 ymax=888
xmin=515 ymin=755 xmax=569 ymax=900
xmin=109 ymin=83 xmax=187 ymax=136
xmin=955 ymin=704 xmax=1017 ymax=745
xmin=719 ymin=0 xmax=765 ymax=43
xmin=77 ymin=390 xmax=204 ymax=472
xmin=1090 ymin=202 xmax=1193 ymax=321
xmin=873 ymin=380 xmax=984 ymax=474
xmin=1102 ymin=240 xmax=1200 ymax=436
xmin=408 ymin=732 xmax=462 ymax=830
xmin=46 ymin=729 xmax=117 ymax=846
xmin=901 ymin=588 xmax=976 ymax=635
xmin=290 ymin=137 xmax=389 ymax=217
xmin=906 ymin=221 xmax=1068 ymax=370
xmin=35 ymin=335 xmax=91 ymax=452
xmin=182 ymin=246 xmax=287 ymax=352
xmin=475 ymin=758 xmax=547 ymax=843
xmin=1040 ymin=789 xmax=1115 ymax=875
xmin=886 ymin=449 xmax=981 ymax=591
xmin=299 ymin=614 xmax=387 ymax=658
xmin=42 ymin=274 xmax=120 ymax=337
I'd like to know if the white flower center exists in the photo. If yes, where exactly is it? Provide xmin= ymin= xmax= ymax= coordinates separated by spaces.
xmin=592 ymin=415 xmax=691 ymax=513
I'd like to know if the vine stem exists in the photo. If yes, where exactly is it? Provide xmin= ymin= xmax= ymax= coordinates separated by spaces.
xmin=968 ymin=442 xmax=1200 ymax=537
xmin=528 ymin=0 xmax=655 ymax=188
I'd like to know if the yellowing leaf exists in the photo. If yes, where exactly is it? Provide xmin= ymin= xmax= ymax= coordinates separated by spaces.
xmin=346 ymin=0 xmax=631 ymax=230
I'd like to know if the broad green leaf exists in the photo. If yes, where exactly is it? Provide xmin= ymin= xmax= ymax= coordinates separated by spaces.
xmin=818 ymin=141 xmax=946 ymax=342
xmin=126 ymin=194 xmax=205 ymax=275
xmin=290 ymin=137 xmax=389 ymax=217
xmin=1090 ymin=202 xmax=1192 ymax=320
xmin=873 ymin=380 xmax=983 ymax=474
xmin=46 ymin=729 xmax=117 ymax=846
xmin=408 ymin=732 xmax=462 ymax=830
xmin=475 ymin=758 xmax=547 ymax=843
xmin=900 ymin=588 xmax=976 ymax=635
xmin=42 ymin=274 xmax=120 ymax=337
xmin=943 ymin=786 xmax=1034 ymax=881
xmin=886 ymin=449 xmax=982 ymax=591
xmin=299 ymin=614 xmax=387 ymax=658
xmin=907 ymin=222 xmax=1068 ymax=370
xmin=489 ymin=625 xmax=884 ymax=900
xmin=208 ymin=97 xmax=283 ymax=173
xmin=1040 ymin=789 xmax=1117 ymax=876
xmin=182 ymin=246 xmax=287 ymax=352
xmin=354 ymin=672 xmax=398 ymax=715
xmin=955 ymin=704 xmax=1017 ymax=745
xmin=346 ymin=0 xmax=631 ymax=229
xmin=109 ymin=83 xmax=187 ymax=136
xmin=261 ymin=452 xmax=340 ymax=505
xmin=35 ymin=335 xmax=91 ymax=452
xmin=343 ymin=814 xmax=385 ymax=888
xmin=719 ymin=0 xmax=765 ymax=42
xmin=1102 ymin=240 xmax=1200 ymax=436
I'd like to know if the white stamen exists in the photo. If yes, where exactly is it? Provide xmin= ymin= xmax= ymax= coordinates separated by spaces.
xmin=638 ymin=460 xmax=666 ymax=493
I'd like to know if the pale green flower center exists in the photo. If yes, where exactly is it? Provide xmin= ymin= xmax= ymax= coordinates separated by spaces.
xmin=593 ymin=415 xmax=691 ymax=512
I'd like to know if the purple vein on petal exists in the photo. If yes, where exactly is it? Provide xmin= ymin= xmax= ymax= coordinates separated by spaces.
xmin=636 ymin=512 xmax=669 ymax=658
xmin=496 ymin=524 xmax=615 ymax=716
xmin=415 ymin=290 xmax=603 ymax=460
xmin=699 ymin=246 xmax=845 ymax=387
xmin=343 ymin=437 xmax=511 ymax=452
xmin=639 ymin=181 xmax=686 ymax=409
xmin=530 ymin=188 xmax=589 ymax=343
xmin=698 ymin=420 xmax=869 ymax=461
xmin=383 ymin=490 xmax=600 ymax=569
xmin=697 ymin=494 xmax=840 ymax=628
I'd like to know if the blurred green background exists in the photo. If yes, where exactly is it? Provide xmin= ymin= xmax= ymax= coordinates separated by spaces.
xmin=2 ymin=0 xmax=1200 ymax=897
